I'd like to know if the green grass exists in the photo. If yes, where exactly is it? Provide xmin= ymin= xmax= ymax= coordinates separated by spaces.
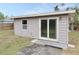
xmin=64 ymin=31 xmax=79 ymax=55
xmin=0 ymin=30 xmax=32 ymax=55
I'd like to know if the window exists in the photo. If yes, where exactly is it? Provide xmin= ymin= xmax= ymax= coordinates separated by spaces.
xmin=22 ymin=20 xmax=27 ymax=29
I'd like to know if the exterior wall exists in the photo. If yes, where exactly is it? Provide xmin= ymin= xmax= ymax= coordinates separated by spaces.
xmin=35 ymin=16 xmax=68 ymax=49
xmin=14 ymin=18 xmax=39 ymax=38
xmin=14 ymin=15 xmax=68 ymax=48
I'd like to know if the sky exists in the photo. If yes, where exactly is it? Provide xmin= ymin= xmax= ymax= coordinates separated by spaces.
xmin=0 ymin=3 xmax=78 ymax=17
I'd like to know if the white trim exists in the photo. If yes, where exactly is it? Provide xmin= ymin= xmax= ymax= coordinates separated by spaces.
xmin=47 ymin=19 xmax=49 ymax=38
xmin=39 ymin=18 xmax=41 ymax=39
xmin=21 ymin=19 xmax=27 ymax=30
xmin=67 ymin=16 xmax=69 ymax=45
xmin=39 ymin=17 xmax=59 ymax=42
xmin=56 ymin=17 xmax=59 ymax=41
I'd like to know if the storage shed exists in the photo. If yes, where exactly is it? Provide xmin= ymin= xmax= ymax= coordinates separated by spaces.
xmin=12 ymin=10 xmax=75 ymax=49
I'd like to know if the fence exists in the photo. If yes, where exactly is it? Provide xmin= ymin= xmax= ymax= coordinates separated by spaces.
xmin=0 ymin=21 xmax=14 ymax=30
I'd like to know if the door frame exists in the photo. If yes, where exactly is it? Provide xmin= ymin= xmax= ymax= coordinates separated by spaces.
xmin=39 ymin=17 xmax=59 ymax=42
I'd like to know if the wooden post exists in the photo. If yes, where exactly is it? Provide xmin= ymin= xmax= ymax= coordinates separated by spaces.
xmin=71 ymin=22 xmax=74 ymax=31
xmin=71 ymin=16 xmax=74 ymax=32
xmin=69 ymin=14 xmax=74 ymax=32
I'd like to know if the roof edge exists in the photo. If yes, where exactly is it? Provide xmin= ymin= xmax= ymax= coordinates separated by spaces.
xmin=11 ymin=10 xmax=76 ymax=19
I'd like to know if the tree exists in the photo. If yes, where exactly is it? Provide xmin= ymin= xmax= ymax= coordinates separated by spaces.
xmin=66 ymin=6 xmax=79 ymax=31
xmin=0 ymin=12 xmax=5 ymax=20
xmin=61 ymin=3 xmax=65 ymax=7
xmin=54 ymin=5 xmax=59 ymax=11
xmin=54 ymin=3 xmax=65 ymax=11
xmin=73 ymin=9 xmax=79 ymax=31
xmin=66 ymin=7 xmax=70 ymax=11
xmin=53 ymin=3 xmax=79 ymax=31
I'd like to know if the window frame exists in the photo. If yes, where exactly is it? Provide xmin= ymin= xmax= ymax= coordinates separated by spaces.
xmin=39 ymin=17 xmax=59 ymax=42
xmin=22 ymin=19 xmax=27 ymax=30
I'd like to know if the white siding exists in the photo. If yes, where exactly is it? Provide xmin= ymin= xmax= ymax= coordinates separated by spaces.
xmin=14 ymin=15 xmax=68 ymax=48
xmin=35 ymin=16 xmax=68 ymax=48
xmin=14 ymin=18 xmax=39 ymax=38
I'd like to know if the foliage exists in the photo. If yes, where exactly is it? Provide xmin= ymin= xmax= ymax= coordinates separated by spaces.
xmin=0 ymin=12 xmax=5 ymax=20
xmin=73 ymin=9 xmax=79 ymax=30
xmin=54 ymin=5 xmax=59 ymax=11
xmin=74 ymin=10 xmax=79 ymax=24
xmin=54 ymin=4 xmax=79 ymax=31
xmin=54 ymin=3 xmax=65 ymax=11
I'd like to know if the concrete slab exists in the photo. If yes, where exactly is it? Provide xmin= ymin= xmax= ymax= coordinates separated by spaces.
xmin=17 ymin=43 xmax=63 ymax=55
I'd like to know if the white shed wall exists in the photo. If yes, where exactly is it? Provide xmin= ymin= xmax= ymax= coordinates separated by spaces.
xmin=14 ymin=15 xmax=68 ymax=48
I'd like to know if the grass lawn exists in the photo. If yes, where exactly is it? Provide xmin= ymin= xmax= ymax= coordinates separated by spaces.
xmin=64 ymin=31 xmax=79 ymax=55
xmin=0 ymin=30 xmax=32 ymax=55
xmin=0 ymin=30 xmax=79 ymax=55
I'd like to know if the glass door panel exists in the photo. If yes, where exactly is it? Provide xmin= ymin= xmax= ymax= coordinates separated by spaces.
xmin=49 ymin=19 xmax=56 ymax=39
xmin=41 ymin=20 xmax=47 ymax=37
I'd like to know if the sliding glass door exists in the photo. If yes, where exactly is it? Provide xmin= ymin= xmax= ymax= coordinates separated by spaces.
xmin=40 ymin=18 xmax=57 ymax=40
